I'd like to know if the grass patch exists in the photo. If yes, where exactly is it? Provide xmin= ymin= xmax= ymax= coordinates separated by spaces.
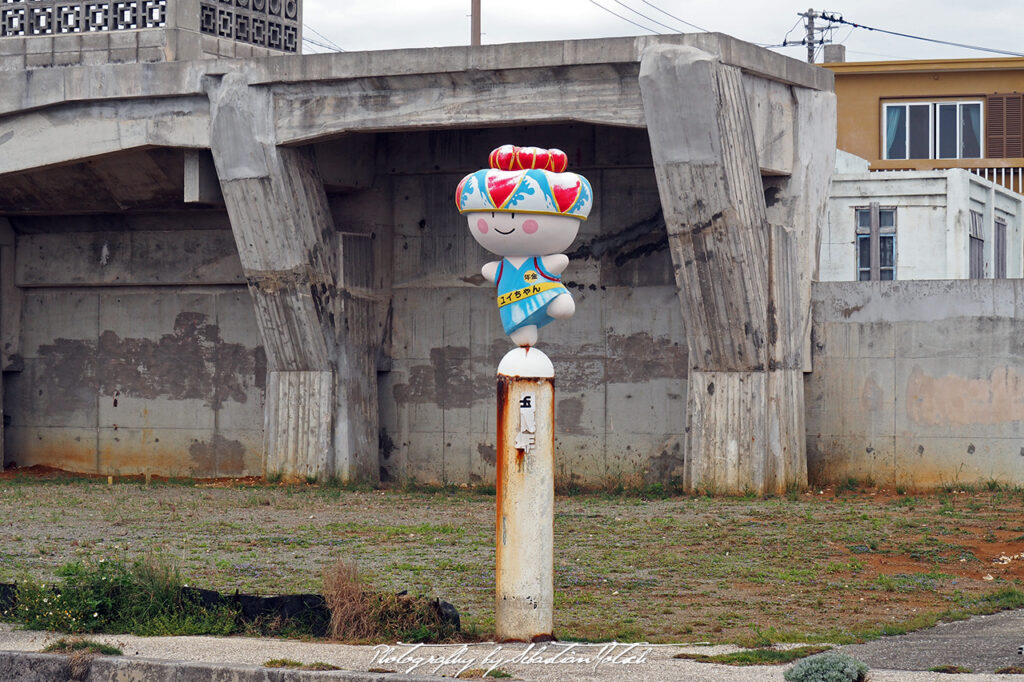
xmin=996 ymin=666 xmax=1024 ymax=674
xmin=42 ymin=638 xmax=122 ymax=656
xmin=264 ymin=659 xmax=340 ymax=671
xmin=5 ymin=476 xmax=1024 ymax=644
xmin=457 ymin=670 xmax=513 ymax=679
xmin=674 ymin=646 xmax=830 ymax=666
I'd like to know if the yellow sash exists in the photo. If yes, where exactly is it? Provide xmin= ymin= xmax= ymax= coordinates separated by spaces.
xmin=497 ymin=281 xmax=562 ymax=308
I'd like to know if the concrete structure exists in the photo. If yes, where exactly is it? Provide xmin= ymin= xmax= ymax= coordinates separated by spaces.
xmin=806 ymin=279 xmax=1024 ymax=488
xmin=822 ymin=168 xmax=1024 ymax=281
xmin=640 ymin=45 xmax=835 ymax=494
xmin=0 ymin=31 xmax=835 ymax=492
xmin=0 ymin=0 xmax=300 ymax=70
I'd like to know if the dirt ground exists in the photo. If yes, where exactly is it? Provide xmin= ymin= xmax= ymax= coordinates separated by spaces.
xmin=1 ymin=467 xmax=1023 ymax=643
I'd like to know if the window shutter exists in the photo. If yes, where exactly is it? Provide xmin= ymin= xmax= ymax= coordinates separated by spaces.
xmin=987 ymin=94 xmax=1023 ymax=158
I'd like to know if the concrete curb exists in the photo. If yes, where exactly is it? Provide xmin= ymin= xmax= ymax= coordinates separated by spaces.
xmin=0 ymin=650 xmax=448 ymax=681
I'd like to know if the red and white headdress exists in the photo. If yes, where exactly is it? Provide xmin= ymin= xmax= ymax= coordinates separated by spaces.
xmin=456 ymin=145 xmax=593 ymax=220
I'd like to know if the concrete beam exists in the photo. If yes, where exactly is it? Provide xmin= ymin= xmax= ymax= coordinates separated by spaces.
xmin=251 ymin=34 xmax=830 ymax=91
xmin=274 ymin=65 xmax=648 ymax=144
xmin=640 ymin=44 xmax=816 ymax=495
xmin=0 ymin=97 xmax=210 ymax=176
xmin=208 ymin=72 xmax=380 ymax=483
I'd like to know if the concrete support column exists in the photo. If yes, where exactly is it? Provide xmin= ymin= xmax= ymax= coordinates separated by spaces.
xmin=208 ymin=72 xmax=379 ymax=482
xmin=639 ymin=45 xmax=830 ymax=495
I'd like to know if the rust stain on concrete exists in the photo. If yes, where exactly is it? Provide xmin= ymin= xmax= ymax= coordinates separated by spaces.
xmin=37 ymin=312 xmax=264 ymax=410
xmin=907 ymin=366 xmax=1024 ymax=426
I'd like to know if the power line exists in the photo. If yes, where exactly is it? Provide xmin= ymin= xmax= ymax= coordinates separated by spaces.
xmin=303 ymin=23 xmax=345 ymax=52
xmin=821 ymin=12 xmax=1024 ymax=58
xmin=302 ymin=36 xmax=341 ymax=53
xmin=609 ymin=0 xmax=679 ymax=34
xmin=636 ymin=0 xmax=709 ymax=32
xmin=587 ymin=0 xmax=660 ymax=34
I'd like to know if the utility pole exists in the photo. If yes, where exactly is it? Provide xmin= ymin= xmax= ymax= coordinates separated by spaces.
xmin=471 ymin=0 xmax=481 ymax=46
xmin=800 ymin=7 xmax=818 ymax=63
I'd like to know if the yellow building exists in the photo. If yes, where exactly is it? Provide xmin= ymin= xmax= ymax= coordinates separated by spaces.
xmin=826 ymin=57 xmax=1024 ymax=192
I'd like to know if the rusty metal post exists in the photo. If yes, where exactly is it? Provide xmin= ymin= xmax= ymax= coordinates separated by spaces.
xmin=495 ymin=347 xmax=554 ymax=641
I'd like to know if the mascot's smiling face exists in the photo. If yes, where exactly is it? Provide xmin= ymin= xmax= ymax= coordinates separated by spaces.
xmin=465 ymin=211 xmax=580 ymax=258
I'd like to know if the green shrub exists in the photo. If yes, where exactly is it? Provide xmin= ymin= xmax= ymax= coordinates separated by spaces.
xmin=11 ymin=557 xmax=239 ymax=636
xmin=784 ymin=652 xmax=868 ymax=682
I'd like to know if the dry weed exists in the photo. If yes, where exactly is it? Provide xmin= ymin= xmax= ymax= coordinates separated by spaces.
xmin=322 ymin=559 xmax=373 ymax=640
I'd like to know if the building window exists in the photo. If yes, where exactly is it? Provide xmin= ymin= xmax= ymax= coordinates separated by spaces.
xmin=856 ymin=203 xmax=896 ymax=281
xmin=986 ymin=94 xmax=1023 ymax=158
xmin=969 ymin=210 xmax=985 ymax=279
xmin=883 ymin=101 xmax=982 ymax=160
xmin=994 ymin=216 xmax=1007 ymax=279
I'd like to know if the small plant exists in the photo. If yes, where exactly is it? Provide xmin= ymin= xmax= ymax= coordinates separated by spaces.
xmin=457 ymin=670 xmax=512 ymax=679
xmin=43 ymin=638 xmax=122 ymax=656
xmin=995 ymin=666 xmax=1024 ymax=674
xmin=784 ymin=652 xmax=868 ymax=682
xmin=322 ymin=559 xmax=460 ymax=643
xmin=677 ymin=646 xmax=829 ymax=666
xmin=263 ymin=658 xmax=340 ymax=670
xmin=264 ymin=658 xmax=304 ymax=668
xmin=322 ymin=560 xmax=373 ymax=640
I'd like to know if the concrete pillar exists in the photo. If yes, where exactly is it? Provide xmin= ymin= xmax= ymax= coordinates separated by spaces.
xmin=0 ymin=218 xmax=18 ymax=470
xmin=639 ymin=45 xmax=830 ymax=495
xmin=207 ymin=72 xmax=379 ymax=483
xmin=495 ymin=348 xmax=555 ymax=641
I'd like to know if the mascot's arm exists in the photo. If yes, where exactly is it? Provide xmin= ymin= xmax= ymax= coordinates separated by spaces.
xmin=540 ymin=254 xmax=569 ymax=276
xmin=481 ymin=260 xmax=501 ymax=284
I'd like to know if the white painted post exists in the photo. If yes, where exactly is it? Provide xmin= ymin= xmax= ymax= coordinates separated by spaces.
xmin=495 ymin=347 xmax=555 ymax=641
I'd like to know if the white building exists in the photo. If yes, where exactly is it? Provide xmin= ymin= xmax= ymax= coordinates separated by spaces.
xmin=821 ymin=153 xmax=1024 ymax=281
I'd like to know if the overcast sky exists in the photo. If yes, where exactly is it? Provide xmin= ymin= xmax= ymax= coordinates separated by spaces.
xmin=299 ymin=0 xmax=1024 ymax=63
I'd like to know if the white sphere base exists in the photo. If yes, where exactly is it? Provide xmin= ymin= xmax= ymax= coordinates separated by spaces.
xmin=497 ymin=347 xmax=554 ymax=378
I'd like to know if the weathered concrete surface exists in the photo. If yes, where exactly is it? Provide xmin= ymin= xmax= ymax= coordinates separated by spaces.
xmin=639 ymin=45 xmax=833 ymax=495
xmin=806 ymin=279 xmax=1024 ymax=487
xmin=208 ymin=72 xmax=381 ymax=482
xmin=5 ymin=287 xmax=265 ymax=477
xmin=0 ymin=34 xmax=828 ymax=483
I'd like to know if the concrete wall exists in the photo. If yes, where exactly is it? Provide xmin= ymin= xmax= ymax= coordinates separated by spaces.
xmin=823 ymin=169 xmax=1024 ymax=281
xmin=806 ymin=279 xmax=1024 ymax=488
xmin=3 ymin=214 xmax=266 ymax=478
xmin=360 ymin=125 xmax=689 ymax=487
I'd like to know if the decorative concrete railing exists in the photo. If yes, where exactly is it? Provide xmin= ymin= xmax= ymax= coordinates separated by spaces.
xmin=1 ymin=1 xmax=168 ymax=36
xmin=198 ymin=0 xmax=298 ymax=53
xmin=1 ymin=0 xmax=299 ymax=54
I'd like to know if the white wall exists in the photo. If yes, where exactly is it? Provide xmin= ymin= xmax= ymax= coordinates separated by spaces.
xmin=821 ymin=169 xmax=1024 ymax=281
